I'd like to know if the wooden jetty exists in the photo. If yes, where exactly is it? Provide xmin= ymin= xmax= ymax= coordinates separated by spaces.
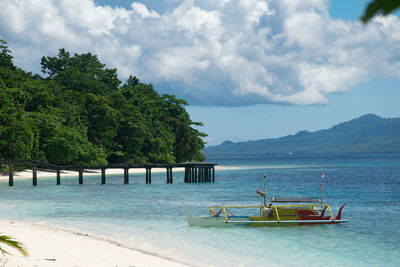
xmin=0 ymin=160 xmax=216 ymax=186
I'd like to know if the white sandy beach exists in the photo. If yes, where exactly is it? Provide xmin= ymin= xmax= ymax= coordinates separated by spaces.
xmin=0 ymin=166 xmax=234 ymax=266
xmin=0 ymin=220 xmax=187 ymax=267
xmin=0 ymin=168 xmax=180 ymax=182
xmin=0 ymin=168 xmax=183 ymax=267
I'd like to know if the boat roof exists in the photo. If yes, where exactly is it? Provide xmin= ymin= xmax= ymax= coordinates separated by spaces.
xmin=270 ymin=197 xmax=319 ymax=203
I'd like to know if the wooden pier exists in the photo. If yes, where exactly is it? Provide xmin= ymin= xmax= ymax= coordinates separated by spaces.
xmin=0 ymin=160 xmax=216 ymax=186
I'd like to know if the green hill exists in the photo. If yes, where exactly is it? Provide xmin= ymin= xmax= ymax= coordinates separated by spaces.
xmin=204 ymin=114 xmax=400 ymax=158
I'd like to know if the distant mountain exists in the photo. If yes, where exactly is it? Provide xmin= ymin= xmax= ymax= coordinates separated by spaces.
xmin=203 ymin=114 xmax=400 ymax=158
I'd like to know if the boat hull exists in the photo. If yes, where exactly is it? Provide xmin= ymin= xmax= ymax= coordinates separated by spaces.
xmin=184 ymin=205 xmax=348 ymax=227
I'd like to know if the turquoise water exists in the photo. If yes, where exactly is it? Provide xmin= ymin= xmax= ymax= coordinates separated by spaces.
xmin=0 ymin=155 xmax=399 ymax=266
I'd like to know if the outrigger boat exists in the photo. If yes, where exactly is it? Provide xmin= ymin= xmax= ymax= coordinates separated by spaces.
xmin=185 ymin=174 xmax=347 ymax=227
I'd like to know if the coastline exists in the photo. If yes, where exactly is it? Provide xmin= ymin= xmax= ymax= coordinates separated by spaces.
xmin=0 ymin=165 xmax=233 ymax=182
xmin=0 ymin=156 xmax=398 ymax=266
xmin=0 ymin=219 xmax=187 ymax=267
xmin=0 ymin=165 xmax=235 ymax=266
xmin=0 ymin=165 xmax=239 ymax=266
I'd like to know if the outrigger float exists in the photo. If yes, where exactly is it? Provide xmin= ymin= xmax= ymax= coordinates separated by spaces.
xmin=185 ymin=174 xmax=348 ymax=227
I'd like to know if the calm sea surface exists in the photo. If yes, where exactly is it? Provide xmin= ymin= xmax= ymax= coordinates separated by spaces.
xmin=0 ymin=155 xmax=399 ymax=266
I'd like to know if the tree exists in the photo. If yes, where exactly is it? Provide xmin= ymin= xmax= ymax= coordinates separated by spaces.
xmin=1 ymin=44 xmax=207 ymax=164
xmin=0 ymin=39 xmax=14 ymax=69
xmin=0 ymin=87 xmax=35 ymax=161
xmin=162 ymin=94 xmax=206 ymax=162
xmin=361 ymin=0 xmax=400 ymax=22
xmin=115 ymin=81 xmax=176 ymax=163
xmin=41 ymin=49 xmax=121 ymax=95
xmin=83 ymin=93 xmax=118 ymax=153
xmin=126 ymin=75 xmax=139 ymax=87
xmin=43 ymin=124 xmax=107 ymax=165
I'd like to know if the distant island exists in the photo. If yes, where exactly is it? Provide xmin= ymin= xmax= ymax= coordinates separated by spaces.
xmin=204 ymin=114 xmax=400 ymax=158
xmin=0 ymin=39 xmax=206 ymax=165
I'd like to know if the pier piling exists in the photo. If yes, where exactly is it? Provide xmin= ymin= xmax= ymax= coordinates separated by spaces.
xmin=32 ymin=165 xmax=37 ymax=186
xmin=79 ymin=169 xmax=83 ymax=184
xmin=166 ymin=167 xmax=173 ymax=183
xmin=8 ymin=164 xmax=13 ymax=186
xmin=101 ymin=168 xmax=106 ymax=184
xmin=0 ymin=161 xmax=216 ymax=186
xmin=57 ymin=169 xmax=61 ymax=185
xmin=146 ymin=168 xmax=152 ymax=184
xmin=124 ymin=168 xmax=129 ymax=184
xmin=184 ymin=167 xmax=188 ymax=183
xmin=166 ymin=168 xmax=169 ymax=183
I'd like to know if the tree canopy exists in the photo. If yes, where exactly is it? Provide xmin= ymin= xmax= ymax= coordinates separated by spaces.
xmin=361 ymin=0 xmax=400 ymax=22
xmin=0 ymin=40 xmax=206 ymax=165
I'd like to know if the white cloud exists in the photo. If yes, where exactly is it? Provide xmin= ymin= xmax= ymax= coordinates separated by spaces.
xmin=131 ymin=2 xmax=159 ymax=18
xmin=153 ymin=46 xmax=210 ymax=83
xmin=0 ymin=0 xmax=399 ymax=106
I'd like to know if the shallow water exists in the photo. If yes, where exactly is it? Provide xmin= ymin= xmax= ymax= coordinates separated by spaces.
xmin=0 ymin=155 xmax=399 ymax=266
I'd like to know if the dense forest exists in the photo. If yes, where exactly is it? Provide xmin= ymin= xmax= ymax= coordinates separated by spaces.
xmin=0 ymin=39 xmax=206 ymax=165
xmin=204 ymin=114 xmax=400 ymax=158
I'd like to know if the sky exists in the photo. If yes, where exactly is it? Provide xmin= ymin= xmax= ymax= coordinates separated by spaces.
xmin=0 ymin=0 xmax=399 ymax=146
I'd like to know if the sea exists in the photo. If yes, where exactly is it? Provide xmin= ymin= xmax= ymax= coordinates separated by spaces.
xmin=0 ymin=154 xmax=399 ymax=266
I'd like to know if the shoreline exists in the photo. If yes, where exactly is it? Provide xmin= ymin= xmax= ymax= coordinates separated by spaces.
xmin=0 ymin=165 xmax=237 ymax=266
xmin=0 ymin=165 xmax=234 ymax=182
xmin=0 ymin=219 xmax=188 ymax=267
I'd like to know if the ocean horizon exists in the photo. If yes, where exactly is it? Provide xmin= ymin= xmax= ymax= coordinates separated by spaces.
xmin=1 ymin=154 xmax=399 ymax=266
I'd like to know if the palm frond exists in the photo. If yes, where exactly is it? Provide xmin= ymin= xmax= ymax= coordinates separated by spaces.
xmin=0 ymin=235 xmax=29 ymax=257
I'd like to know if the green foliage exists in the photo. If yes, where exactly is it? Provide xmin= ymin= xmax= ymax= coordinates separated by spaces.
xmin=0 ymin=39 xmax=14 ymax=69
xmin=44 ymin=125 xmax=107 ymax=165
xmin=0 ymin=45 xmax=206 ymax=164
xmin=361 ymin=0 xmax=400 ymax=22
xmin=0 ymin=234 xmax=28 ymax=257
xmin=0 ymin=85 xmax=35 ymax=160
xmin=41 ymin=49 xmax=121 ymax=94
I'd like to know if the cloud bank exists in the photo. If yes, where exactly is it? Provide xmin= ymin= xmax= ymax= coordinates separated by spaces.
xmin=1 ymin=0 xmax=399 ymax=106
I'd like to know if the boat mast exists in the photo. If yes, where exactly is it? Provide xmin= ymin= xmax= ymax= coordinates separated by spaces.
xmin=320 ymin=160 xmax=324 ymax=209
xmin=263 ymin=173 xmax=267 ymax=206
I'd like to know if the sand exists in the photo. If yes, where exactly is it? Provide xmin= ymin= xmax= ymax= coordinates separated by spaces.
xmin=0 ymin=220 xmax=187 ymax=267
xmin=0 ymin=165 xmax=233 ymax=266
xmin=0 ymin=168 xmax=181 ymax=182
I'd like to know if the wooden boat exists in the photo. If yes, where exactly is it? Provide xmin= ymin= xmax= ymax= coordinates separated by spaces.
xmin=185 ymin=174 xmax=348 ymax=227
xmin=185 ymin=200 xmax=347 ymax=227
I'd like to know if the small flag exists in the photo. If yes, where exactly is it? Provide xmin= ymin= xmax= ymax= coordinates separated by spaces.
xmin=321 ymin=172 xmax=324 ymax=179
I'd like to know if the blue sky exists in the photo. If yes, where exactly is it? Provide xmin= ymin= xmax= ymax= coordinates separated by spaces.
xmin=0 ymin=0 xmax=399 ymax=146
